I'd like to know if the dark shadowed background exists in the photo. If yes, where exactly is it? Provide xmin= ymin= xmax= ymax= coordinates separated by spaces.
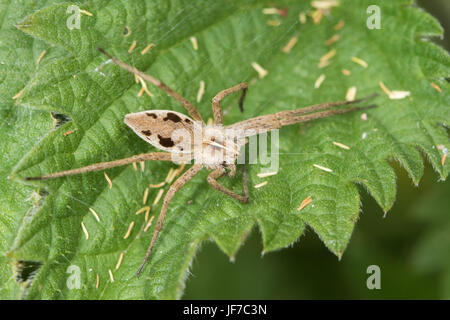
xmin=184 ymin=0 xmax=450 ymax=299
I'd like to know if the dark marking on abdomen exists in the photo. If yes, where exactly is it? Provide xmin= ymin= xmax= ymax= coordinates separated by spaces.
xmin=157 ymin=134 xmax=175 ymax=147
xmin=141 ymin=130 xmax=152 ymax=136
xmin=163 ymin=112 xmax=182 ymax=123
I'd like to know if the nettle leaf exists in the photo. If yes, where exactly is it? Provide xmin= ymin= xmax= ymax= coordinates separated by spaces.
xmin=0 ymin=0 xmax=68 ymax=298
xmin=2 ymin=0 xmax=448 ymax=299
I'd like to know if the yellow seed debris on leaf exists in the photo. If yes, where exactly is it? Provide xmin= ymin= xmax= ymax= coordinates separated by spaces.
xmin=79 ymin=9 xmax=93 ymax=16
xmin=153 ymin=189 xmax=164 ymax=205
xmin=89 ymin=208 xmax=100 ymax=222
xmin=282 ymin=37 xmax=298 ymax=54
xmin=143 ymin=187 xmax=149 ymax=204
xmin=36 ymin=50 xmax=46 ymax=65
xmin=430 ymin=82 xmax=442 ymax=93
xmin=389 ymin=91 xmax=411 ymax=100
xmin=254 ymin=181 xmax=268 ymax=189
xmin=149 ymin=182 xmax=165 ymax=188
xmin=81 ymin=222 xmax=89 ymax=240
xmin=251 ymin=62 xmax=268 ymax=78
xmin=346 ymin=86 xmax=357 ymax=101
xmin=141 ymin=43 xmax=155 ymax=55
xmin=144 ymin=216 xmax=155 ymax=232
xmin=262 ymin=7 xmax=281 ymax=15
xmin=325 ymin=34 xmax=339 ymax=46
xmin=12 ymin=89 xmax=23 ymax=100
xmin=190 ymin=36 xmax=198 ymax=50
xmin=299 ymin=12 xmax=307 ymax=24
xmin=136 ymin=206 xmax=150 ymax=215
xmin=123 ymin=221 xmax=135 ymax=239
xmin=297 ymin=196 xmax=312 ymax=212
xmin=311 ymin=9 xmax=323 ymax=24
xmin=351 ymin=56 xmax=368 ymax=68
xmin=334 ymin=19 xmax=345 ymax=30
xmin=197 ymin=80 xmax=205 ymax=102
xmin=314 ymin=74 xmax=326 ymax=89
xmin=333 ymin=141 xmax=350 ymax=150
xmin=257 ymin=171 xmax=278 ymax=178
xmin=108 ymin=269 xmax=114 ymax=283
xmin=115 ymin=252 xmax=124 ymax=270
xmin=128 ymin=40 xmax=137 ymax=53
xmin=104 ymin=172 xmax=112 ymax=189
xmin=267 ymin=20 xmax=281 ymax=27
xmin=63 ymin=130 xmax=74 ymax=136
xmin=313 ymin=164 xmax=333 ymax=172
xmin=311 ymin=0 xmax=340 ymax=10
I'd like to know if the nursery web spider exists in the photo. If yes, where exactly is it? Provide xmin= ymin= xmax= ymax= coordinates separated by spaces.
xmin=25 ymin=48 xmax=377 ymax=276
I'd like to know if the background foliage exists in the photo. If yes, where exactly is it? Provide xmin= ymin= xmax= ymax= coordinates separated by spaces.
xmin=0 ymin=0 xmax=448 ymax=299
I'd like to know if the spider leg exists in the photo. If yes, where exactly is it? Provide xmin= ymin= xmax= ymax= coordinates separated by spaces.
xmin=137 ymin=164 xmax=203 ymax=277
xmin=24 ymin=152 xmax=173 ymax=180
xmin=211 ymin=82 xmax=248 ymax=125
xmin=279 ymin=104 xmax=377 ymax=126
xmin=98 ymin=48 xmax=203 ymax=122
xmin=207 ymin=166 xmax=249 ymax=203
xmin=278 ymin=93 xmax=378 ymax=118
xmin=226 ymin=94 xmax=378 ymax=135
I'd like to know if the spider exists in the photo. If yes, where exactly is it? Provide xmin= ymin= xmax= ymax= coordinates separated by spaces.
xmin=25 ymin=48 xmax=377 ymax=276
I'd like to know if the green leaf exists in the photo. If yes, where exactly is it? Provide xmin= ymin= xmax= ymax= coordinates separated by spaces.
xmin=0 ymin=0 xmax=64 ymax=299
xmin=1 ymin=0 xmax=449 ymax=299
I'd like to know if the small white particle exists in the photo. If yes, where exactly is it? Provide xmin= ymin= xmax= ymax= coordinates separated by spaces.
xmin=257 ymin=171 xmax=278 ymax=178
xmin=89 ymin=208 xmax=100 ymax=222
xmin=332 ymin=141 xmax=350 ymax=150
xmin=108 ymin=269 xmax=114 ymax=283
xmin=254 ymin=181 xmax=268 ymax=189
xmin=153 ymin=189 xmax=164 ymax=205
xmin=299 ymin=12 xmax=307 ymax=24
xmin=282 ymin=37 xmax=298 ymax=54
xmin=389 ymin=91 xmax=410 ymax=100
xmin=115 ymin=252 xmax=124 ymax=270
xmin=136 ymin=206 xmax=150 ymax=215
xmin=81 ymin=222 xmax=89 ymax=240
xmin=311 ymin=0 xmax=340 ymax=10
xmin=104 ymin=172 xmax=112 ymax=189
xmin=262 ymin=7 xmax=281 ymax=15
xmin=141 ymin=43 xmax=156 ymax=55
xmin=313 ymin=164 xmax=333 ymax=172
xmin=314 ymin=74 xmax=326 ymax=89
xmin=144 ymin=216 xmax=155 ymax=232
xmin=345 ymin=86 xmax=357 ymax=101
xmin=143 ymin=187 xmax=149 ymax=204
xmin=79 ymin=9 xmax=93 ymax=16
xmin=351 ymin=56 xmax=368 ymax=68
xmin=123 ymin=221 xmax=135 ymax=239
xmin=362 ymin=132 xmax=367 ymax=139
xmin=251 ymin=62 xmax=268 ymax=78
xmin=190 ymin=36 xmax=198 ymax=51
xmin=197 ymin=80 xmax=205 ymax=102
xmin=128 ymin=40 xmax=137 ymax=53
